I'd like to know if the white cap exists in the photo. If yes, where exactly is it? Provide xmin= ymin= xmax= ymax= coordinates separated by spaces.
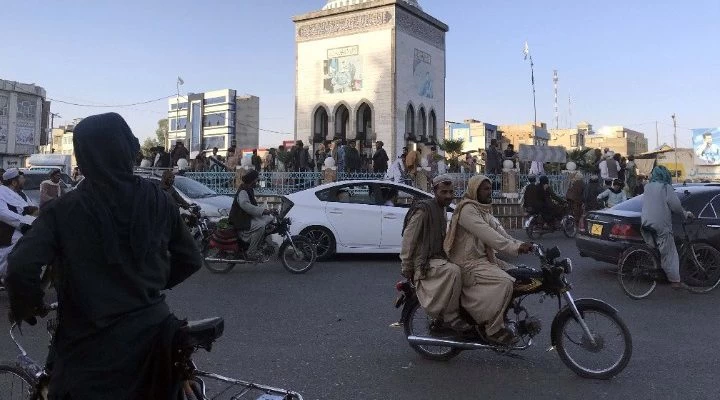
xmin=2 ymin=168 xmax=21 ymax=181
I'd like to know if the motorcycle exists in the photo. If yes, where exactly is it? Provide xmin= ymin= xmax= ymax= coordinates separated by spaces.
xmin=183 ymin=204 xmax=211 ymax=245
xmin=524 ymin=201 xmax=577 ymax=239
xmin=200 ymin=213 xmax=316 ymax=275
xmin=394 ymin=244 xmax=633 ymax=380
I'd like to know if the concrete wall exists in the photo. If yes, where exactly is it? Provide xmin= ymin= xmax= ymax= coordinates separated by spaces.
xmin=235 ymin=95 xmax=260 ymax=150
xmin=0 ymin=80 xmax=47 ymax=168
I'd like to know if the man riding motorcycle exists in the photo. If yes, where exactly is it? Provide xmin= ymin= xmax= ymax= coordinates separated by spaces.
xmin=228 ymin=169 xmax=275 ymax=261
xmin=537 ymin=175 xmax=566 ymax=228
xmin=400 ymin=175 xmax=472 ymax=335
xmin=444 ymin=175 xmax=533 ymax=345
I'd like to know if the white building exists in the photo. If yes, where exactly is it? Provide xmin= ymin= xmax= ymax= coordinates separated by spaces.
xmin=167 ymin=89 xmax=259 ymax=156
xmin=0 ymin=79 xmax=49 ymax=169
xmin=293 ymin=0 xmax=448 ymax=159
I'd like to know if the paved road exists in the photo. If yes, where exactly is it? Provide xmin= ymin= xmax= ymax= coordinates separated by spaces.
xmin=1 ymin=233 xmax=719 ymax=400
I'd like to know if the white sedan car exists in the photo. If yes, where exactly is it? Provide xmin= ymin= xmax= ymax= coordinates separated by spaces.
xmin=284 ymin=180 xmax=450 ymax=260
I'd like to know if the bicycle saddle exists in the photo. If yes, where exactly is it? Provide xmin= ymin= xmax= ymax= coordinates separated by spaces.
xmin=180 ymin=317 xmax=225 ymax=350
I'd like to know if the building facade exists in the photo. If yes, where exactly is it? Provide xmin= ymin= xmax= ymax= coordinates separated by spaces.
xmin=549 ymin=121 xmax=592 ymax=150
xmin=586 ymin=125 xmax=648 ymax=156
xmin=444 ymin=119 xmax=498 ymax=153
xmin=0 ymin=79 xmax=49 ymax=169
xmin=167 ymin=89 xmax=259 ymax=156
xmin=293 ymin=0 xmax=448 ymax=160
xmin=498 ymin=122 xmax=551 ymax=148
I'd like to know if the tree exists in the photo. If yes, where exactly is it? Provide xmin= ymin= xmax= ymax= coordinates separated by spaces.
xmin=155 ymin=119 xmax=168 ymax=148
xmin=439 ymin=138 xmax=464 ymax=172
xmin=567 ymin=148 xmax=594 ymax=172
xmin=141 ymin=137 xmax=159 ymax=159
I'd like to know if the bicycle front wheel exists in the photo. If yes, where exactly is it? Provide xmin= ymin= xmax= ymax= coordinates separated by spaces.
xmin=0 ymin=362 xmax=38 ymax=400
xmin=618 ymin=246 xmax=659 ymax=300
xmin=681 ymin=243 xmax=720 ymax=294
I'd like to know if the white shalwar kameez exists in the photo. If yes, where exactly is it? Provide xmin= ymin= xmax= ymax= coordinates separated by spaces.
xmin=0 ymin=186 xmax=36 ymax=278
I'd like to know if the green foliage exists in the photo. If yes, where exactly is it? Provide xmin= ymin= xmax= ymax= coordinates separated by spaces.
xmin=439 ymin=138 xmax=464 ymax=172
xmin=141 ymin=138 xmax=159 ymax=158
xmin=567 ymin=148 xmax=595 ymax=172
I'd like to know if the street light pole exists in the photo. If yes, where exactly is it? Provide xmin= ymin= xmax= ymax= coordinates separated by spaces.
xmin=672 ymin=114 xmax=678 ymax=183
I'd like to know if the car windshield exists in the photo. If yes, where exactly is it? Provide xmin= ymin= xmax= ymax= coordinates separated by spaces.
xmin=174 ymin=176 xmax=217 ymax=199
xmin=22 ymin=174 xmax=45 ymax=191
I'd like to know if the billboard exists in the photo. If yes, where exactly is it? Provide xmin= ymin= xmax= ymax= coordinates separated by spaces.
xmin=693 ymin=128 xmax=720 ymax=165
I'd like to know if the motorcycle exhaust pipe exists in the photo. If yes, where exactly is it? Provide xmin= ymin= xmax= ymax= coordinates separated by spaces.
xmin=204 ymin=257 xmax=251 ymax=264
xmin=407 ymin=335 xmax=532 ymax=351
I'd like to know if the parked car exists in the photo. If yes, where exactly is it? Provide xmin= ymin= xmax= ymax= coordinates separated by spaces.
xmin=576 ymin=184 xmax=720 ymax=264
xmin=137 ymin=172 xmax=233 ymax=222
xmin=284 ymin=180 xmax=452 ymax=260
xmin=20 ymin=169 xmax=75 ymax=205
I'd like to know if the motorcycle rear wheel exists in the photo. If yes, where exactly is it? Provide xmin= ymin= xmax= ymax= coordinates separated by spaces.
xmin=525 ymin=218 xmax=538 ymax=240
xmin=202 ymin=246 xmax=237 ymax=274
xmin=0 ymin=362 xmax=38 ymax=400
xmin=553 ymin=304 xmax=632 ymax=380
xmin=403 ymin=302 xmax=462 ymax=361
xmin=279 ymin=237 xmax=316 ymax=274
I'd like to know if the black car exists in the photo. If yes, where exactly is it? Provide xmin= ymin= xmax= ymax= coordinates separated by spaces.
xmin=576 ymin=184 xmax=720 ymax=264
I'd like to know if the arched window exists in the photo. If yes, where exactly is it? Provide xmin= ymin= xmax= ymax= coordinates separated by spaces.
xmin=418 ymin=107 xmax=427 ymax=141
xmin=405 ymin=105 xmax=415 ymax=140
xmin=428 ymin=110 xmax=437 ymax=143
xmin=334 ymin=104 xmax=350 ymax=140
xmin=356 ymin=102 xmax=373 ymax=141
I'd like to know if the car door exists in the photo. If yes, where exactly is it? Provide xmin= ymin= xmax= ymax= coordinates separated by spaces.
xmin=696 ymin=194 xmax=720 ymax=250
xmin=325 ymin=183 xmax=382 ymax=248
xmin=379 ymin=185 xmax=431 ymax=249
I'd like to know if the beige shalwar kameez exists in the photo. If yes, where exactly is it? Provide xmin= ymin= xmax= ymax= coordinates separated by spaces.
xmin=444 ymin=175 xmax=525 ymax=336
xmin=400 ymin=205 xmax=462 ymax=324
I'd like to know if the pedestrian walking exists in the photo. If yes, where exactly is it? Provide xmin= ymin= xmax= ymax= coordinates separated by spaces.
xmin=372 ymin=141 xmax=389 ymax=174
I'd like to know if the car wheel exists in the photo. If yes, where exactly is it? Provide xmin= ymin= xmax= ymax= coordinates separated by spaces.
xmin=301 ymin=226 xmax=336 ymax=261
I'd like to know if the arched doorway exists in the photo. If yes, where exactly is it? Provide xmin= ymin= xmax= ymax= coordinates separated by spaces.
xmin=356 ymin=102 xmax=372 ymax=142
xmin=418 ymin=107 xmax=427 ymax=142
xmin=334 ymin=104 xmax=350 ymax=141
xmin=313 ymin=107 xmax=329 ymax=144
xmin=428 ymin=110 xmax=437 ymax=144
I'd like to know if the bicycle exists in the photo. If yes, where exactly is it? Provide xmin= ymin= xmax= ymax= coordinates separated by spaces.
xmin=617 ymin=219 xmax=720 ymax=299
xmin=0 ymin=303 xmax=304 ymax=400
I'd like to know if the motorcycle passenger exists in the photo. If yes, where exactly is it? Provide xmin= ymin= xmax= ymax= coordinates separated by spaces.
xmin=521 ymin=175 xmax=540 ymax=214
xmin=229 ymin=169 xmax=275 ymax=261
xmin=0 ymin=169 xmax=37 ymax=286
xmin=597 ymin=179 xmax=627 ymax=208
xmin=5 ymin=113 xmax=203 ymax=399
xmin=537 ymin=175 xmax=565 ymax=228
xmin=641 ymin=165 xmax=694 ymax=290
xmin=400 ymin=175 xmax=472 ymax=335
xmin=444 ymin=175 xmax=533 ymax=346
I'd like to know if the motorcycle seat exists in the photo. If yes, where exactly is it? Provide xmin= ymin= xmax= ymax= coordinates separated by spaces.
xmin=180 ymin=317 xmax=225 ymax=350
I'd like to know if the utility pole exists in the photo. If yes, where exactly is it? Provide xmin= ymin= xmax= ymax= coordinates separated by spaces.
xmin=672 ymin=114 xmax=678 ymax=183
xmin=553 ymin=70 xmax=559 ymax=130
xmin=655 ymin=121 xmax=659 ymax=150
xmin=523 ymin=42 xmax=537 ymax=144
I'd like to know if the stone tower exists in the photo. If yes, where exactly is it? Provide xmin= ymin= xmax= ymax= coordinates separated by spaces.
xmin=293 ymin=0 xmax=448 ymax=159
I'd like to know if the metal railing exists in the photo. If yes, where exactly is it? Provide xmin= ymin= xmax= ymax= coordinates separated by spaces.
xmin=183 ymin=171 xmax=572 ymax=199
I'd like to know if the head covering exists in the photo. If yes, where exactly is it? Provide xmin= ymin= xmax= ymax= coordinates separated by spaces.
xmin=2 ymin=168 xmax=21 ymax=181
xmin=432 ymin=173 xmax=454 ymax=187
xmin=650 ymin=165 xmax=673 ymax=185
xmin=73 ymin=112 xmax=168 ymax=264
xmin=242 ymin=169 xmax=259 ymax=184
xmin=444 ymin=175 xmax=493 ymax=254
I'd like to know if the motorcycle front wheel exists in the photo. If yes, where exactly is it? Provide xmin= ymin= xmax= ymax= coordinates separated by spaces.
xmin=562 ymin=216 xmax=577 ymax=238
xmin=202 ymin=246 xmax=237 ymax=274
xmin=403 ymin=302 xmax=462 ymax=361
xmin=279 ymin=236 xmax=316 ymax=274
xmin=553 ymin=303 xmax=632 ymax=380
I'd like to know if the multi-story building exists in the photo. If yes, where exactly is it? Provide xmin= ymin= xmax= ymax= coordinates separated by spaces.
xmin=293 ymin=0 xmax=448 ymax=160
xmin=444 ymin=119 xmax=498 ymax=153
xmin=0 ymin=79 xmax=49 ymax=169
xmin=498 ymin=122 xmax=551 ymax=148
xmin=549 ymin=121 xmax=592 ymax=150
xmin=46 ymin=121 xmax=80 ymax=167
xmin=167 ymin=89 xmax=259 ymax=156
xmin=586 ymin=125 xmax=648 ymax=156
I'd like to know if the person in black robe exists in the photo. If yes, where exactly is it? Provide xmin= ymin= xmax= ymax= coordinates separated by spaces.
xmin=6 ymin=112 xmax=203 ymax=400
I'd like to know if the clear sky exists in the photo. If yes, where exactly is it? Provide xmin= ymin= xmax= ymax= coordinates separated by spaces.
xmin=2 ymin=0 xmax=717 ymax=149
